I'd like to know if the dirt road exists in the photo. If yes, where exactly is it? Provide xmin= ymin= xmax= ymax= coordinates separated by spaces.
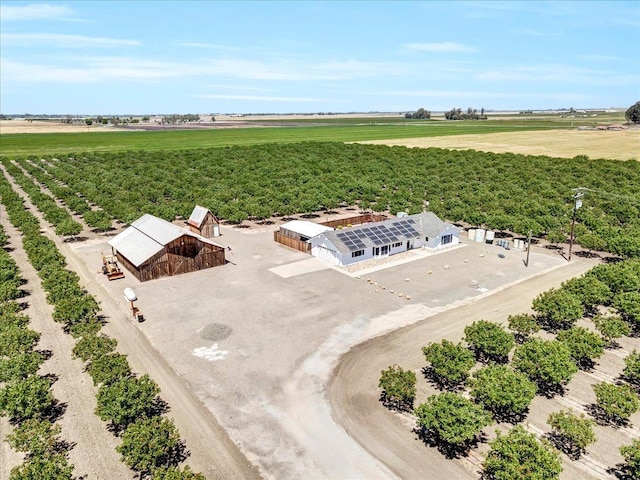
xmin=328 ymin=259 xmax=597 ymax=480
xmin=0 ymin=169 xmax=259 ymax=479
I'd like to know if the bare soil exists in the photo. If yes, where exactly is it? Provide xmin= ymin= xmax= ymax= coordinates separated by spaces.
xmin=328 ymin=257 xmax=639 ymax=479
xmin=362 ymin=129 xmax=640 ymax=161
xmin=0 ymin=168 xmax=259 ymax=480
xmin=0 ymin=203 xmax=133 ymax=480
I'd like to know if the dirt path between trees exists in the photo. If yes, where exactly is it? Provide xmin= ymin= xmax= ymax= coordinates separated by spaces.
xmin=0 ymin=170 xmax=260 ymax=479
xmin=0 ymin=204 xmax=133 ymax=480
xmin=328 ymin=259 xmax=598 ymax=480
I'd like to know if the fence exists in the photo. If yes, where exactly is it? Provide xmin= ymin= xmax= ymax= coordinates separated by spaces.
xmin=273 ymin=231 xmax=311 ymax=253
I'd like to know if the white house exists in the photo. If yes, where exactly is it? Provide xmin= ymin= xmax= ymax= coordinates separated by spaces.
xmin=309 ymin=212 xmax=459 ymax=266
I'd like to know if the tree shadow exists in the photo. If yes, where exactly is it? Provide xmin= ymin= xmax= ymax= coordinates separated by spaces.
xmin=535 ymin=381 xmax=566 ymax=399
xmin=17 ymin=288 xmax=31 ymax=299
xmin=414 ymin=426 xmax=485 ymax=459
xmin=586 ymin=403 xmax=630 ymax=428
xmin=150 ymin=397 xmax=171 ymax=416
xmin=577 ymin=358 xmax=597 ymax=372
xmin=37 ymin=349 xmax=53 ymax=360
xmin=537 ymin=317 xmax=574 ymax=334
xmin=44 ymin=400 xmax=68 ymax=423
xmin=379 ymin=392 xmax=414 ymax=413
xmin=421 ymin=366 xmax=466 ymax=392
xmin=491 ymin=407 xmax=529 ymax=425
xmin=607 ymin=463 xmax=634 ymax=479
xmin=545 ymin=431 xmax=585 ymax=460
xmin=470 ymin=348 xmax=509 ymax=365
xmin=42 ymin=373 xmax=59 ymax=383
xmin=63 ymin=236 xmax=88 ymax=243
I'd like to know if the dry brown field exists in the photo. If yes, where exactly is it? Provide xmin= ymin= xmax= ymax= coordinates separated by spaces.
xmin=362 ymin=129 xmax=639 ymax=161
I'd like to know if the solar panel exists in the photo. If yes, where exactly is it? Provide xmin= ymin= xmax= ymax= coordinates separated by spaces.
xmin=337 ymin=232 xmax=348 ymax=240
xmin=372 ymin=238 xmax=385 ymax=245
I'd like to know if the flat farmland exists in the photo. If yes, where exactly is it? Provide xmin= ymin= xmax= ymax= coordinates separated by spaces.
xmin=0 ymin=120 xmax=573 ymax=157
xmin=362 ymin=129 xmax=639 ymax=161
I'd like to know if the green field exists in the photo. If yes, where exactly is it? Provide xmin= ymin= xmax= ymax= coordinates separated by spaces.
xmin=0 ymin=122 xmax=563 ymax=157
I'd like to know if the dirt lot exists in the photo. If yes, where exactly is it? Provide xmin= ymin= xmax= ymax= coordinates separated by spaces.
xmin=0 ymin=120 xmax=129 ymax=134
xmin=62 ymin=218 xmax=606 ymax=480
xmin=362 ymin=129 xmax=639 ymax=161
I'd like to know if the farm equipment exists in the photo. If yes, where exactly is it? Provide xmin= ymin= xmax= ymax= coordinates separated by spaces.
xmin=101 ymin=253 xmax=125 ymax=280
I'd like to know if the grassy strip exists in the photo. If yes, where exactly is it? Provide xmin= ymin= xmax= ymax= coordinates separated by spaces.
xmin=0 ymin=122 xmax=559 ymax=156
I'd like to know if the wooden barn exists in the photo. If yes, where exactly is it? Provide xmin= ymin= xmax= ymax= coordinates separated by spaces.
xmin=187 ymin=205 xmax=221 ymax=238
xmin=108 ymin=214 xmax=226 ymax=282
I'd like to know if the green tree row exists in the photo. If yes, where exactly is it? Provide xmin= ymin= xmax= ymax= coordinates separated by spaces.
xmin=0 ymin=222 xmax=75 ymax=479
xmin=16 ymin=142 xmax=640 ymax=257
xmin=0 ymin=177 xmax=203 ymax=479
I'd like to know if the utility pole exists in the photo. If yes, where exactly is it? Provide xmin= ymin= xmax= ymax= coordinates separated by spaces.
xmin=568 ymin=187 xmax=589 ymax=262
xmin=525 ymin=230 xmax=532 ymax=267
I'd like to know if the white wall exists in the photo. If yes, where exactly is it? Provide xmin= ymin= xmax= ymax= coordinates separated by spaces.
xmin=424 ymin=226 xmax=460 ymax=250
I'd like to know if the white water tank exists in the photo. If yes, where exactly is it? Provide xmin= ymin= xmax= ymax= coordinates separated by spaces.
xmin=485 ymin=231 xmax=495 ymax=244
xmin=124 ymin=288 xmax=137 ymax=302
xmin=475 ymin=228 xmax=485 ymax=243
xmin=468 ymin=229 xmax=476 ymax=241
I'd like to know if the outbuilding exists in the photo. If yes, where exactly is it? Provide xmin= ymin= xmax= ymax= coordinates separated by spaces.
xmin=309 ymin=212 xmax=459 ymax=266
xmin=187 ymin=205 xmax=221 ymax=238
xmin=274 ymin=220 xmax=333 ymax=253
xmin=109 ymin=214 xmax=226 ymax=282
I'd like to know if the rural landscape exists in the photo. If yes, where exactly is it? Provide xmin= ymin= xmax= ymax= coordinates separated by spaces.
xmin=2 ymin=1 xmax=640 ymax=479
xmin=1 ymin=105 xmax=639 ymax=480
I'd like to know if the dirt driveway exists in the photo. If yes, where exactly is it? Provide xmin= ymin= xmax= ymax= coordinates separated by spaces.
xmin=66 ymin=223 xmax=592 ymax=479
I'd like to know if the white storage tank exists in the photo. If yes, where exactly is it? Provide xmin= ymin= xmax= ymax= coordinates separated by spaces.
xmin=468 ymin=228 xmax=476 ymax=241
xmin=485 ymin=230 xmax=495 ymax=244
xmin=475 ymin=228 xmax=486 ymax=243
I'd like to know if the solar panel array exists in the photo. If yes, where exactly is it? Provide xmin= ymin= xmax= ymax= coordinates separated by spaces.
xmin=335 ymin=219 xmax=420 ymax=251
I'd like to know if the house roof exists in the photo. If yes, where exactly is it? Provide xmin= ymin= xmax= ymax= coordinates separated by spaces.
xmin=317 ymin=211 xmax=454 ymax=255
xmin=280 ymin=220 xmax=333 ymax=238
xmin=109 ymin=214 xmax=223 ymax=267
xmin=187 ymin=205 xmax=218 ymax=228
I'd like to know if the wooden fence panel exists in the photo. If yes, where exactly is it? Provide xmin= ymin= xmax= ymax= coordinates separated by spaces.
xmin=274 ymin=231 xmax=311 ymax=253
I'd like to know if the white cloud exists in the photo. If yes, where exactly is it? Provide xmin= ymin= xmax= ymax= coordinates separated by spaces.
xmin=473 ymin=64 xmax=637 ymax=86
xmin=0 ymin=3 xmax=77 ymax=21
xmin=403 ymin=42 xmax=476 ymax=53
xmin=364 ymin=89 xmax=593 ymax=103
xmin=1 ymin=55 xmax=394 ymax=84
xmin=1 ymin=33 xmax=140 ymax=48
xmin=195 ymin=94 xmax=325 ymax=102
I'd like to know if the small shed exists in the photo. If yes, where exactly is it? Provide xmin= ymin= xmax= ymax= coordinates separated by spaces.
xmin=274 ymin=220 xmax=333 ymax=253
xmin=109 ymin=214 xmax=225 ymax=282
xmin=187 ymin=205 xmax=221 ymax=238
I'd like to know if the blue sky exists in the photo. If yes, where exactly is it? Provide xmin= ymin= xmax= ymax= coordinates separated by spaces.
xmin=1 ymin=1 xmax=639 ymax=115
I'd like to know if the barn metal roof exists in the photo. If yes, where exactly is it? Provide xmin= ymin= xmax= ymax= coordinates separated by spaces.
xmin=109 ymin=214 xmax=224 ymax=267
xmin=108 ymin=227 xmax=164 ymax=267
xmin=187 ymin=205 xmax=215 ymax=228
xmin=280 ymin=220 xmax=333 ymax=239
xmin=132 ymin=214 xmax=184 ymax=245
